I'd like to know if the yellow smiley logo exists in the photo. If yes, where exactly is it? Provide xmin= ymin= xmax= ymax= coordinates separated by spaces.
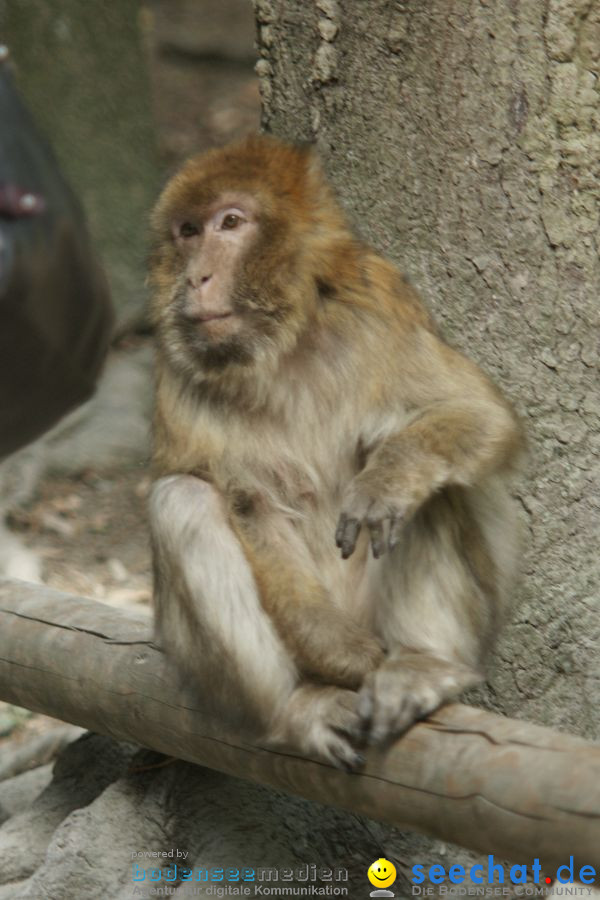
xmin=368 ymin=858 xmax=397 ymax=889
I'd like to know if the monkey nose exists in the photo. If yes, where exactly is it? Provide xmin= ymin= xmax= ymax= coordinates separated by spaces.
xmin=187 ymin=275 xmax=212 ymax=289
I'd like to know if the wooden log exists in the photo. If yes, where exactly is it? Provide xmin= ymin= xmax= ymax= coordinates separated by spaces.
xmin=0 ymin=577 xmax=599 ymax=873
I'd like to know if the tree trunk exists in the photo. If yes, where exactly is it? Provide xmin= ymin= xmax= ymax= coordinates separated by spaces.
xmin=255 ymin=0 xmax=600 ymax=735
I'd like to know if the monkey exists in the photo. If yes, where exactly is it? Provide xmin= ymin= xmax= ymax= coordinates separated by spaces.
xmin=148 ymin=134 xmax=523 ymax=770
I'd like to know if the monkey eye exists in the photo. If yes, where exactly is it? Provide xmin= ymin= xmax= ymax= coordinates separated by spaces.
xmin=221 ymin=213 xmax=242 ymax=230
xmin=179 ymin=221 xmax=199 ymax=238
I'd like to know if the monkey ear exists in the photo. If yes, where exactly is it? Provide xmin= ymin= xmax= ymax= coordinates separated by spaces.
xmin=296 ymin=140 xmax=328 ymax=192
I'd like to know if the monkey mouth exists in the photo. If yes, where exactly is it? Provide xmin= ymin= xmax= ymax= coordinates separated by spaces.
xmin=175 ymin=311 xmax=244 ymax=358
xmin=197 ymin=312 xmax=233 ymax=324
xmin=196 ymin=312 xmax=240 ymax=340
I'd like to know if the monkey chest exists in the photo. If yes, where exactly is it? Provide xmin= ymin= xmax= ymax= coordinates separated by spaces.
xmin=217 ymin=421 xmax=357 ymax=519
xmin=173 ymin=396 xmax=362 ymax=518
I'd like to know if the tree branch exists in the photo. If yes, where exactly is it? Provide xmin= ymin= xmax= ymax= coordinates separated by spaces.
xmin=0 ymin=577 xmax=599 ymax=870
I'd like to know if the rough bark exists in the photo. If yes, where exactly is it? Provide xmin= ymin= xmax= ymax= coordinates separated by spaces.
xmin=254 ymin=0 xmax=600 ymax=736
xmin=0 ymin=0 xmax=159 ymax=324
xmin=0 ymin=578 xmax=599 ymax=872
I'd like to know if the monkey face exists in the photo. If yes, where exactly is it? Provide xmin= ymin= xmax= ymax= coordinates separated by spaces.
xmin=151 ymin=192 xmax=304 ymax=376
xmin=170 ymin=198 xmax=260 ymax=367
xmin=155 ymin=196 xmax=253 ymax=369
xmin=149 ymin=135 xmax=351 ymax=381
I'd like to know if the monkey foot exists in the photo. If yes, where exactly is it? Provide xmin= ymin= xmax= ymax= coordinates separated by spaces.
xmin=357 ymin=653 xmax=482 ymax=745
xmin=270 ymin=684 xmax=364 ymax=772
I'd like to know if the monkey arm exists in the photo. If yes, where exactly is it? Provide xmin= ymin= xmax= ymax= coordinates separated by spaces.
xmin=336 ymin=328 xmax=523 ymax=559
xmin=237 ymin=524 xmax=384 ymax=689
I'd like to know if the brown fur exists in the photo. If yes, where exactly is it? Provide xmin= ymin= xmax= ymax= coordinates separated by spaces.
xmin=148 ymin=134 xmax=523 ymax=768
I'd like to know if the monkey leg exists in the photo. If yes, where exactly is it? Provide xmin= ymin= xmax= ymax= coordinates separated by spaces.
xmin=239 ymin=517 xmax=384 ymax=690
xmin=150 ymin=475 xmax=364 ymax=768
xmin=360 ymin=489 xmax=504 ymax=744
xmin=150 ymin=475 xmax=297 ymax=730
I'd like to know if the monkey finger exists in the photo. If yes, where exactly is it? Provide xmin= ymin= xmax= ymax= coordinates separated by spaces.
xmin=337 ymin=516 xmax=361 ymax=559
xmin=388 ymin=514 xmax=404 ymax=551
xmin=335 ymin=513 xmax=348 ymax=548
xmin=324 ymin=693 xmax=366 ymax=770
xmin=366 ymin=517 xmax=386 ymax=559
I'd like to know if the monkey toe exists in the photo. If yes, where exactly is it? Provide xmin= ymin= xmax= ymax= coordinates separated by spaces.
xmin=357 ymin=683 xmax=374 ymax=728
xmin=308 ymin=687 xmax=365 ymax=769
xmin=273 ymin=685 xmax=365 ymax=768
xmin=332 ymin=690 xmax=364 ymax=739
xmin=321 ymin=731 xmax=365 ymax=772
xmin=368 ymin=690 xmax=435 ymax=745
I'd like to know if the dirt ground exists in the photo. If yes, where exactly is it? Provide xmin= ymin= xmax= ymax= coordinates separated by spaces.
xmin=0 ymin=0 xmax=260 ymax=747
xmin=8 ymin=465 xmax=153 ymax=608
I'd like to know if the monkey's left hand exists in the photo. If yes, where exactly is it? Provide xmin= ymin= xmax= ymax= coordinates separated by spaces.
xmin=336 ymin=468 xmax=410 ymax=560
xmin=336 ymin=428 xmax=451 ymax=559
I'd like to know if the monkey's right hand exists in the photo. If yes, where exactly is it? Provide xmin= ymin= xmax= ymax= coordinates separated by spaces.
xmin=287 ymin=608 xmax=385 ymax=691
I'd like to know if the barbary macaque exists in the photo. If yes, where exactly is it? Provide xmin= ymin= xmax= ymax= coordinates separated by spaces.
xmin=148 ymin=134 xmax=523 ymax=769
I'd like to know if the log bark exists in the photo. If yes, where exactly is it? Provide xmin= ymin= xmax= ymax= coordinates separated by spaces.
xmin=0 ymin=577 xmax=599 ymax=872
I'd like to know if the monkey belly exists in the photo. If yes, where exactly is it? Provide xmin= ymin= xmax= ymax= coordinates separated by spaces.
xmin=296 ymin=506 xmax=379 ymax=628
